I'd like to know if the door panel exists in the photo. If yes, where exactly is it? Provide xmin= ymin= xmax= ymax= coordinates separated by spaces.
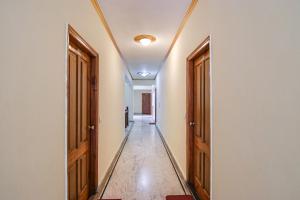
xmin=204 ymin=58 xmax=210 ymax=145
xmin=194 ymin=149 xmax=203 ymax=186
xmin=69 ymin=163 xmax=77 ymax=200
xmin=79 ymin=154 xmax=87 ymax=189
xmin=204 ymin=153 xmax=210 ymax=192
xmin=69 ymin=51 xmax=78 ymax=152
xmin=194 ymin=64 xmax=201 ymax=137
xmin=68 ymin=44 xmax=91 ymax=200
xmin=81 ymin=59 xmax=89 ymax=143
xmin=78 ymin=153 xmax=88 ymax=200
xmin=192 ymin=49 xmax=210 ymax=200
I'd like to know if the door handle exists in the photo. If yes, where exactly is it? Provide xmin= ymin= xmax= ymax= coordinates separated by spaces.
xmin=189 ymin=122 xmax=195 ymax=127
xmin=88 ymin=125 xmax=95 ymax=130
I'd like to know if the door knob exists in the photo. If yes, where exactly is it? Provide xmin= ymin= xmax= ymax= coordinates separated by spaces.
xmin=88 ymin=125 xmax=95 ymax=130
xmin=189 ymin=122 xmax=195 ymax=126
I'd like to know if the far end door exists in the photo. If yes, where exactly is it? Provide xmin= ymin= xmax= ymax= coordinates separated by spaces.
xmin=142 ymin=93 xmax=151 ymax=115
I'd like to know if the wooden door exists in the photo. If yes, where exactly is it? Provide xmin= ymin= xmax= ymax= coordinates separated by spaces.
xmin=68 ymin=43 xmax=91 ymax=200
xmin=142 ymin=93 xmax=151 ymax=114
xmin=193 ymin=48 xmax=210 ymax=200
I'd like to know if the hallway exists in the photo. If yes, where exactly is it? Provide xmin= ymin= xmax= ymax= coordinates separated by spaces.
xmin=101 ymin=116 xmax=185 ymax=200
xmin=1 ymin=1 xmax=300 ymax=200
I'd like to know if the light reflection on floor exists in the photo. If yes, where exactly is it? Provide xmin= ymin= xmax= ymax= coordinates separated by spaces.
xmin=101 ymin=115 xmax=184 ymax=200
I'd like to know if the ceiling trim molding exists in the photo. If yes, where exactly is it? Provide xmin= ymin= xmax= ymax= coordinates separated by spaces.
xmin=90 ymin=0 xmax=134 ymax=80
xmin=155 ymin=0 xmax=198 ymax=79
xmin=91 ymin=0 xmax=198 ymax=81
xmin=133 ymin=79 xmax=156 ymax=81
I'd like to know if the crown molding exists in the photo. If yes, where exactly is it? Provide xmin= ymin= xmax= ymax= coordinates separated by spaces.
xmin=91 ymin=0 xmax=198 ymax=81
xmin=90 ymin=0 xmax=134 ymax=80
xmin=155 ymin=0 xmax=198 ymax=79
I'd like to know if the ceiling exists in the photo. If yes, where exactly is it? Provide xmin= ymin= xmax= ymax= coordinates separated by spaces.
xmin=97 ymin=0 xmax=193 ymax=80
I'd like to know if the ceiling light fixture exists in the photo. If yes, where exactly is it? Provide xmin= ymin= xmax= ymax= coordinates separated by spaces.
xmin=134 ymin=34 xmax=156 ymax=46
xmin=137 ymin=72 xmax=151 ymax=77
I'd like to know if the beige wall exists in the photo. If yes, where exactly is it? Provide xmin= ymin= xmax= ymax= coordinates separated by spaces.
xmin=156 ymin=0 xmax=300 ymax=200
xmin=0 ymin=0 xmax=129 ymax=199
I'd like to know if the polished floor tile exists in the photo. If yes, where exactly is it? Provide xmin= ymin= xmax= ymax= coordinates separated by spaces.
xmin=101 ymin=115 xmax=184 ymax=200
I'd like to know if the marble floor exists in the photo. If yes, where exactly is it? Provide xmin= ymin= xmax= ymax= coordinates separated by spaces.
xmin=101 ymin=115 xmax=185 ymax=200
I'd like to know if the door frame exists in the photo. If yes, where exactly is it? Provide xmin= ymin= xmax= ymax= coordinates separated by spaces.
xmin=186 ymin=36 xmax=211 ymax=190
xmin=67 ymin=25 xmax=99 ymax=196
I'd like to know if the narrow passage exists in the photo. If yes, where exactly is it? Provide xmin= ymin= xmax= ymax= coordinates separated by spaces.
xmin=102 ymin=115 xmax=185 ymax=200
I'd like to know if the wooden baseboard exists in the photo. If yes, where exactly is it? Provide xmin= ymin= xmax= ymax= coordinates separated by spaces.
xmin=95 ymin=123 xmax=134 ymax=199
xmin=155 ymin=125 xmax=196 ymax=198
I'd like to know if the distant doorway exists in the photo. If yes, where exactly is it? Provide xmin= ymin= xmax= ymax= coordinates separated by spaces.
xmin=142 ymin=93 xmax=151 ymax=114
xmin=186 ymin=37 xmax=211 ymax=200
xmin=133 ymin=85 xmax=155 ymax=123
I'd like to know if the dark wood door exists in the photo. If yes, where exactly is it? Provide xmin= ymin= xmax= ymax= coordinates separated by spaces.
xmin=142 ymin=93 xmax=151 ymax=114
xmin=192 ymin=49 xmax=210 ymax=200
xmin=68 ymin=43 xmax=91 ymax=200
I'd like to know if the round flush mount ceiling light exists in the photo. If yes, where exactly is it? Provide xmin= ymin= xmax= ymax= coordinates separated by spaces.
xmin=134 ymin=34 xmax=156 ymax=46
xmin=137 ymin=72 xmax=151 ymax=77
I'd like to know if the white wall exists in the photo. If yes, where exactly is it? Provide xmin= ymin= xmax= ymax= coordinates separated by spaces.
xmin=133 ymin=79 xmax=155 ymax=86
xmin=0 ymin=0 xmax=129 ymax=199
xmin=151 ymin=85 xmax=156 ymax=122
xmin=133 ymin=90 xmax=152 ymax=114
xmin=156 ymin=0 xmax=300 ymax=200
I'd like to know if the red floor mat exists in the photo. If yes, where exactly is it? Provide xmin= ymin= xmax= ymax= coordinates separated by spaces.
xmin=166 ymin=195 xmax=193 ymax=200
xmin=101 ymin=199 xmax=121 ymax=200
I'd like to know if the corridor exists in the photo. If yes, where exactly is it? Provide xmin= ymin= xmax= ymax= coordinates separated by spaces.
xmin=1 ymin=1 xmax=299 ymax=200
xmin=101 ymin=116 xmax=185 ymax=200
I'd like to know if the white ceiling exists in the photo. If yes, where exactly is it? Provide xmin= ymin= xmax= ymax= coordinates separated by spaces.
xmin=98 ymin=0 xmax=192 ymax=80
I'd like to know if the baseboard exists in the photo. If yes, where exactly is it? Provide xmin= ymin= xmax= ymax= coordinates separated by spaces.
xmin=155 ymin=125 xmax=195 ymax=198
xmin=95 ymin=123 xmax=134 ymax=199
xmin=92 ymin=124 xmax=194 ymax=200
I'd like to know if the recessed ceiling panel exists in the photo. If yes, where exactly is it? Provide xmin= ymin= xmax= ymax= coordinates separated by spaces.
xmin=98 ymin=0 xmax=192 ymax=79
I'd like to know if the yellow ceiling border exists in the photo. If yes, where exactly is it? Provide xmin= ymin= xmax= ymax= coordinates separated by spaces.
xmin=157 ymin=0 xmax=198 ymax=77
xmin=90 ymin=0 xmax=198 ymax=80
xmin=163 ymin=0 xmax=198 ymax=63
xmin=90 ymin=0 xmax=134 ymax=79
